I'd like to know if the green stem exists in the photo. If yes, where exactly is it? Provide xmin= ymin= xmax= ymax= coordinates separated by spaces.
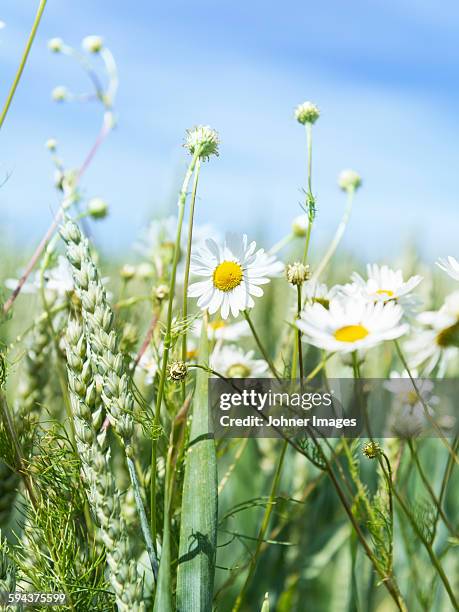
xmin=392 ymin=482 xmax=458 ymax=610
xmin=312 ymin=187 xmax=355 ymax=281
xmin=296 ymin=285 xmax=304 ymax=381
xmin=0 ymin=0 xmax=48 ymax=130
xmin=269 ymin=233 xmax=294 ymax=255
xmin=126 ymin=455 xmax=158 ymax=579
xmin=407 ymin=440 xmax=457 ymax=539
xmin=181 ymin=157 xmax=202 ymax=401
xmin=150 ymin=152 xmax=199 ymax=543
xmin=302 ymin=123 xmax=314 ymax=264
xmin=243 ymin=310 xmax=280 ymax=381
xmin=232 ymin=440 xmax=288 ymax=612
xmin=380 ymin=452 xmax=394 ymax=575
xmin=434 ymin=436 xmax=459 ymax=540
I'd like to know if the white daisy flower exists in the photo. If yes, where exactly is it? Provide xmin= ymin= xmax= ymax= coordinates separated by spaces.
xmin=405 ymin=291 xmax=459 ymax=374
xmin=192 ymin=318 xmax=250 ymax=341
xmin=188 ymin=233 xmax=283 ymax=319
xmin=303 ymin=281 xmax=338 ymax=309
xmin=437 ymin=256 xmax=459 ymax=281
xmin=339 ymin=264 xmax=422 ymax=304
xmin=210 ymin=345 xmax=268 ymax=378
xmin=384 ymin=370 xmax=438 ymax=437
xmin=297 ymin=296 xmax=408 ymax=353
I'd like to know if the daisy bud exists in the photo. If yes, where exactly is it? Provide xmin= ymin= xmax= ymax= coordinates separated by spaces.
xmin=184 ymin=125 xmax=220 ymax=160
xmin=137 ymin=263 xmax=153 ymax=280
xmin=362 ymin=441 xmax=381 ymax=459
xmin=154 ymin=284 xmax=169 ymax=303
xmin=168 ymin=361 xmax=188 ymax=382
xmin=87 ymin=197 xmax=108 ymax=219
xmin=47 ymin=37 xmax=64 ymax=53
xmin=292 ymin=214 xmax=308 ymax=237
xmin=82 ymin=35 xmax=104 ymax=53
xmin=120 ymin=264 xmax=136 ymax=281
xmin=338 ymin=169 xmax=362 ymax=192
xmin=294 ymin=101 xmax=320 ymax=125
xmin=51 ymin=86 xmax=68 ymax=102
xmin=45 ymin=138 xmax=58 ymax=151
xmin=286 ymin=262 xmax=310 ymax=286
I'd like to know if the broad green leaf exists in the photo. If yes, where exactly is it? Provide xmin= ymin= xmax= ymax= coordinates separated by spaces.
xmin=176 ymin=317 xmax=217 ymax=611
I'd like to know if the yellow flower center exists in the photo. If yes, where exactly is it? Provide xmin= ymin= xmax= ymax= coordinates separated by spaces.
xmin=227 ymin=363 xmax=251 ymax=378
xmin=436 ymin=320 xmax=459 ymax=347
xmin=334 ymin=324 xmax=369 ymax=343
xmin=213 ymin=261 xmax=243 ymax=292
xmin=313 ymin=297 xmax=330 ymax=309
xmin=376 ymin=289 xmax=394 ymax=297
xmin=210 ymin=320 xmax=226 ymax=330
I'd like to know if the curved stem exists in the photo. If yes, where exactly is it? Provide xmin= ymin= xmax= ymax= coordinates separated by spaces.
xmin=243 ymin=310 xmax=280 ymax=381
xmin=3 ymin=119 xmax=111 ymax=315
xmin=232 ymin=440 xmax=288 ymax=612
xmin=181 ymin=157 xmax=201 ymax=401
xmin=150 ymin=153 xmax=199 ymax=542
xmin=0 ymin=0 xmax=48 ymax=130
xmin=269 ymin=233 xmax=293 ymax=255
xmin=312 ymin=187 xmax=355 ymax=281
xmin=302 ymin=123 xmax=314 ymax=264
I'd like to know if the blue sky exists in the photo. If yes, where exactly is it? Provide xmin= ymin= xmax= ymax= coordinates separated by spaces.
xmin=1 ymin=1 xmax=459 ymax=263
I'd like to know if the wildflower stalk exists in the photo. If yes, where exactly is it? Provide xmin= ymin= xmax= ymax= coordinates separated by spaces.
xmin=181 ymin=156 xmax=202 ymax=400
xmin=150 ymin=151 xmax=200 ymax=542
xmin=390 ymin=476 xmax=458 ymax=610
xmin=3 ymin=114 xmax=112 ymax=316
xmin=407 ymin=440 xmax=456 ymax=538
xmin=433 ymin=436 xmax=459 ymax=540
xmin=243 ymin=310 xmax=280 ymax=381
xmin=302 ymin=123 xmax=314 ymax=264
xmin=60 ymin=220 xmax=158 ymax=578
xmin=309 ymin=434 xmax=407 ymax=611
xmin=312 ymin=186 xmax=355 ymax=281
xmin=0 ymin=0 xmax=48 ymax=130
xmin=232 ymin=440 xmax=288 ymax=612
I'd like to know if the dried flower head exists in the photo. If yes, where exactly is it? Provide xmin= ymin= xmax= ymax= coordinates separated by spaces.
xmin=82 ymin=35 xmax=103 ymax=53
xmin=47 ymin=37 xmax=64 ymax=53
xmin=168 ymin=361 xmax=188 ymax=382
xmin=286 ymin=262 xmax=310 ymax=286
xmin=294 ymin=101 xmax=320 ymax=125
xmin=87 ymin=197 xmax=108 ymax=219
xmin=339 ymin=169 xmax=362 ymax=192
xmin=362 ymin=441 xmax=381 ymax=459
xmin=184 ymin=125 xmax=220 ymax=160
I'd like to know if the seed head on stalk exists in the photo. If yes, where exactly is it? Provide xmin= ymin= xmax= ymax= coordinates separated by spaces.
xmin=65 ymin=319 xmax=144 ymax=611
xmin=61 ymin=218 xmax=158 ymax=577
